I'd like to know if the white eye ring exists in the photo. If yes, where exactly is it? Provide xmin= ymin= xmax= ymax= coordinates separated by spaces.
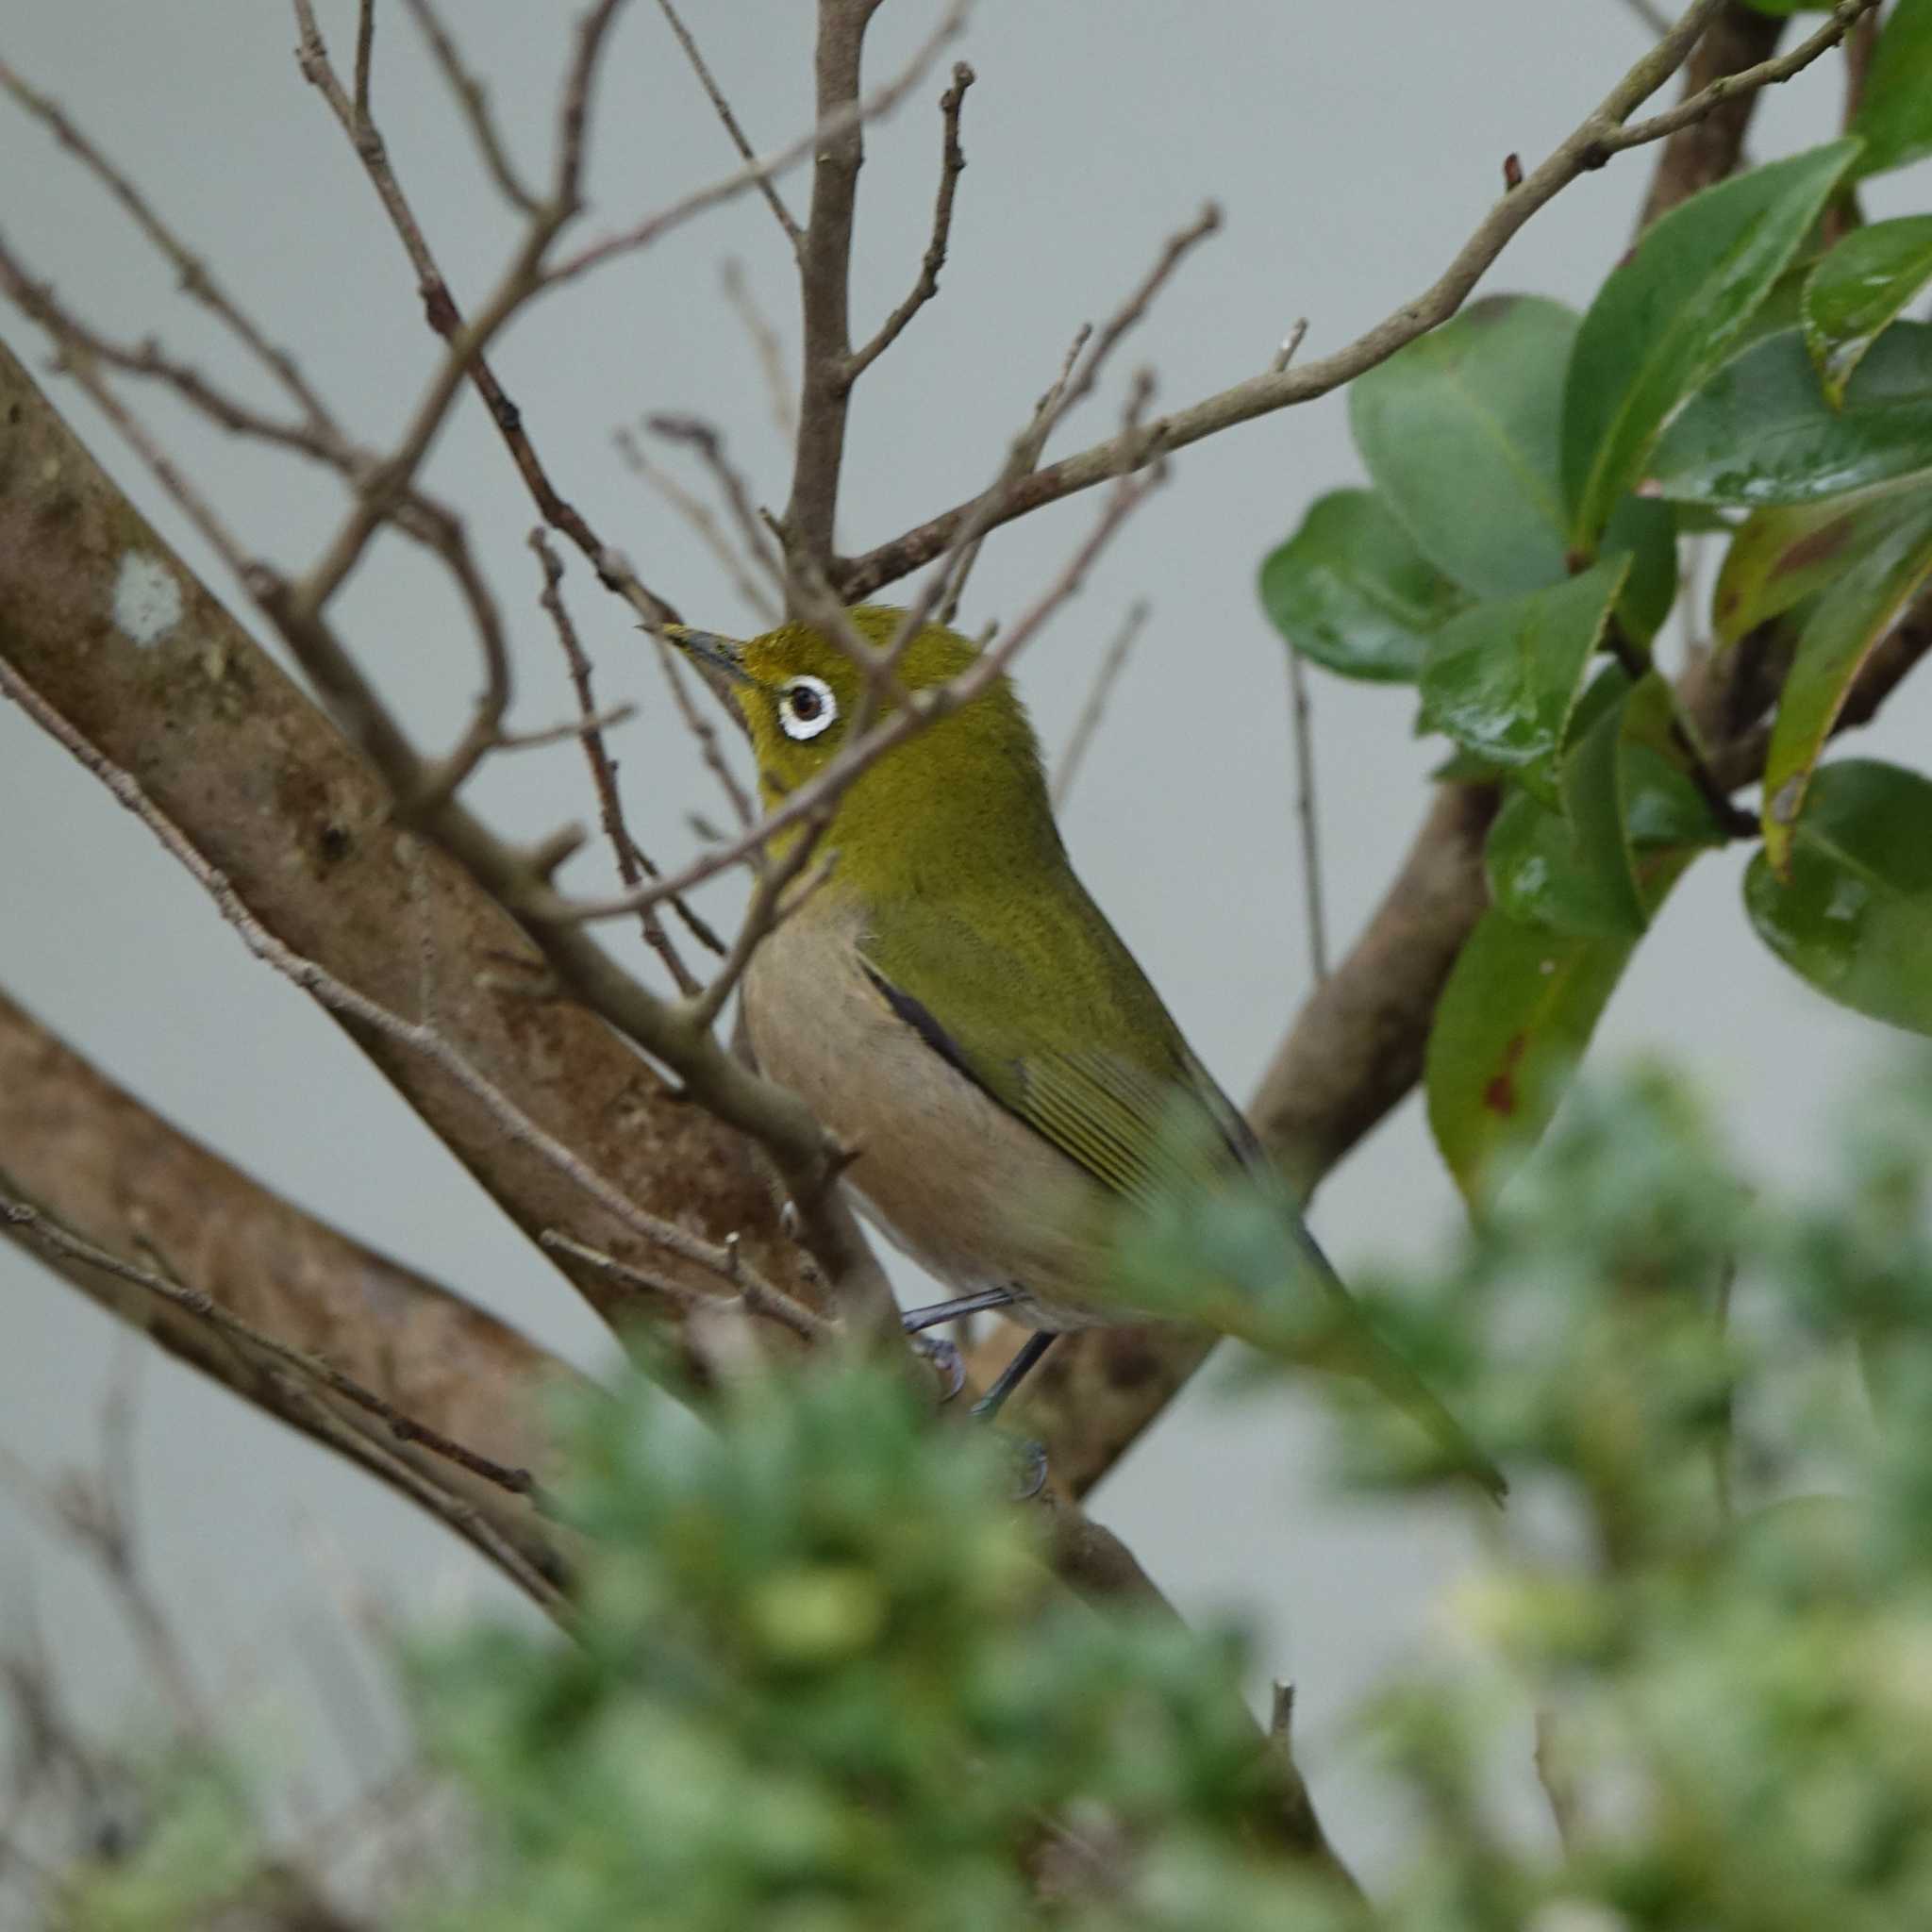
xmin=777 ymin=674 xmax=838 ymax=741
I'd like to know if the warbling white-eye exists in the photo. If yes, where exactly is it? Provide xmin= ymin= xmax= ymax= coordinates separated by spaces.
xmin=672 ymin=607 xmax=1503 ymax=1500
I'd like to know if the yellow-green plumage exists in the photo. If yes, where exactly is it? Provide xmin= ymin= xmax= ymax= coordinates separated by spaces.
xmin=686 ymin=608 xmax=1501 ymax=1498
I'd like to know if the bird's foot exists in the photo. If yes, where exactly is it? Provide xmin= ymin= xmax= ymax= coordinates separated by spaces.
xmin=1006 ymin=1438 xmax=1049 ymax=1501
xmin=905 ymin=1330 xmax=966 ymax=1402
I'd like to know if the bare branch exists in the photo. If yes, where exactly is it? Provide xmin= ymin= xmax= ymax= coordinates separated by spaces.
xmin=402 ymin=0 xmax=542 ymax=212
xmin=654 ymin=636 xmax=762 ymax=830
xmin=561 ymin=459 xmax=1165 ymax=925
xmin=292 ymin=0 xmax=683 ymax=629
xmin=782 ymin=0 xmax=890 ymax=569
xmin=542 ymin=0 xmax=971 ymax=291
xmin=353 ymin=0 xmax=376 ymax=124
xmin=530 ymin=532 xmax=707 ymax=993
xmin=845 ymin=60 xmax=976 ymax=385
xmin=0 ymin=56 xmax=337 ymax=430
xmin=1284 ymin=641 xmax=1330 ymax=985
xmin=646 ymin=411 xmax=788 ymax=588
xmin=616 ymin=422 xmax=783 ymax=625
xmin=542 ymin=1228 xmax=833 ymax=1346
xmin=686 ymin=829 xmax=838 ymax=1032
xmin=837 ymin=0 xmax=1876 ymax=599
xmin=722 ymin=257 xmax=799 ymax=445
xmin=655 ymin=0 xmax=803 ymax=252
xmin=1053 ymin=598 xmax=1149 ymax=811
xmin=2 ymin=1196 xmax=542 ymax=1507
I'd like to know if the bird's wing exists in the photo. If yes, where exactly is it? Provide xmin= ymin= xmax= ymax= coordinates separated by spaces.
xmin=857 ymin=878 xmax=1257 ymax=1208
xmin=859 ymin=880 xmax=1508 ymax=1501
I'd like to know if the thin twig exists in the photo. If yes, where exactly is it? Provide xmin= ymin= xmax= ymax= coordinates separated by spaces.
xmin=0 ymin=56 xmax=338 ymax=431
xmin=722 ymin=258 xmax=798 ymax=444
xmin=495 ymin=702 xmax=638 ymax=751
xmin=353 ymin=0 xmax=376 ymax=125
xmin=845 ymin=60 xmax=975 ymax=384
xmin=1 ymin=1194 xmax=542 ymax=1505
xmin=542 ymin=1229 xmax=833 ymax=1345
xmin=646 ymin=412 xmax=788 ymax=589
xmin=1053 ymin=598 xmax=1148 ymax=810
xmin=655 ymin=0 xmax=803 ymax=252
xmin=616 ymin=422 xmax=782 ymax=624
xmin=292 ymin=0 xmax=683 ymax=630
xmin=687 ymin=829 xmax=838 ymax=1031
xmin=561 ymin=461 xmax=1166 ymax=924
xmin=653 ymin=635 xmax=761 ymax=831
xmin=1270 ymin=317 xmax=1309 ymax=375
xmin=530 ymin=532 xmax=708 ymax=991
xmin=837 ymin=0 xmax=1878 ymax=598
xmin=1284 ymin=641 xmax=1330 ymax=983
xmin=402 ymin=0 xmax=541 ymax=212
xmin=1615 ymin=0 xmax=1674 ymax=36
xmin=543 ymin=0 xmax=971 ymax=291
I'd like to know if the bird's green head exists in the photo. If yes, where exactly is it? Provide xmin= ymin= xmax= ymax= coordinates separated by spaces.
xmin=667 ymin=607 xmax=1057 ymax=874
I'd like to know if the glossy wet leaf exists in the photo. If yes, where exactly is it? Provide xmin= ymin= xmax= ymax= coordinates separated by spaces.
xmin=1425 ymin=909 xmax=1638 ymax=1207
xmin=1745 ymin=759 xmax=1932 ymax=1035
xmin=1851 ymin=0 xmax=1932 ymax=179
xmin=1487 ymin=791 xmax=1644 ymax=940
xmin=1348 ymin=294 xmax=1578 ymax=597
xmin=1759 ymin=484 xmax=1932 ymax=871
xmin=1617 ymin=673 xmax=1724 ymax=916
xmin=1488 ymin=674 xmax=1719 ymax=940
xmin=1709 ymin=476 xmax=1930 ymax=646
xmin=1804 ymin=218 xmax=1932 ymax=404
xmin=1603 ymin=491 xmax=1680 ymax=646
xmin=1649 ymin=323 xmax=1932 ymax=509
xmin=1563 ymin=140 xmax=1860 ymax=545
xmin=1257 ymin=489 xmax=1464 ymax=681
xmin=1418 ymin=557 xmax=1628 ymax=804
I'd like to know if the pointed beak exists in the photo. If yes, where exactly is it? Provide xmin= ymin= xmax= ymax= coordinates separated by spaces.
xmin=662 ymin=625 xmax=755 ymax=687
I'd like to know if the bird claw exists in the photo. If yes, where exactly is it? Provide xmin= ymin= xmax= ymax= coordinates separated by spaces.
xmin=1008 ymin=1438 xmax=1049 ymax=1501
xmin=905 ymin=1330 xmax=966 ymax=1402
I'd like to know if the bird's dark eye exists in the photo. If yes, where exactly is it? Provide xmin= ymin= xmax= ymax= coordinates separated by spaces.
xmin=777 ymin=674 xmax=838 ymax=742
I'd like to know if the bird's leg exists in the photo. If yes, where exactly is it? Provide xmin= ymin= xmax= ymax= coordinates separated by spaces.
xmin=971 ymin=1330 xmax=1058 ymax=1421
xmin=973 ymin=1330 xmax=1058 ymax=1500
xmin=899 ymin=1288 xmax=1018 ymax=1403
xmin=899 ymin=1287 xmax=1019 ymax=1332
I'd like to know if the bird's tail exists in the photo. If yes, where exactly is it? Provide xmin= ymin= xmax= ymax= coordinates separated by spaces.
xmin=1287 ymin=1217 xmax=1507 ymax=1507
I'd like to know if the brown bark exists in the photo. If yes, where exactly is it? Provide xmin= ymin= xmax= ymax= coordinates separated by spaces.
xmin=1637 ymin=4 xmax=1786 ymax=232
xmin=0 ymin=340 xmax=815 ymax=1339
xmin=0 ymin=986 xmax=577 ymax=1594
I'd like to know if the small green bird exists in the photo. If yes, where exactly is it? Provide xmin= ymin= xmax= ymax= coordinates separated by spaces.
xmin=673 ymin=607 xmax=1502 ymax=1499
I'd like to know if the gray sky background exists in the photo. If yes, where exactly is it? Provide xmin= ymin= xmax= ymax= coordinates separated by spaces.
xmin=3 ymin=0 xmax=1928 ymax=1887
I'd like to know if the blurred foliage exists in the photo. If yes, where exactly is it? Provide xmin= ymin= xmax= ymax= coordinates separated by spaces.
xmin=1262 ymin=6 xmax=1932 ymax=1200
xmin=34 ymin=1056 xmax=1932 ymax=1929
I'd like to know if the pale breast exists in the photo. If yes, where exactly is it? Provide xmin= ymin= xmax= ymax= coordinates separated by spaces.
xmin=741 ymin=901 xmax=1112 ymax=1328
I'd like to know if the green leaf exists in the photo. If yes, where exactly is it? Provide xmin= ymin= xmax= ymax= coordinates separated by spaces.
xmin=1617 ymin=673 xmax=1725 ymax=915
xmin=1804 ymin=218 xmax=1932 ymax=404
xmin=1651 ymin=323 xmax=1932 ymax=509
xmin=1487 ymin=672 xmax=1722 ymax=940
xmin=1602 ymin=491 xmax=1680 ymax=645
xmin=1425 ymin=910 xmax=1637 ymax=1206
xmin=1745 ymin=760 xmax=1932 ymax=1034
xmin=1487 ymin=791 xmax=1645 ymax=940
xmin=1759 ymin=483 xmax=1932 ymax=869
xmin=1348 ymin=294 xmax=1579 ymax=597
xmin=1562 ymin=140 xmax=1862 ymax=545
xmin=1852 ymin=0 xmax=1932 ymax=179
xmin=1710 ymin=476 xmax=1920 ymax=645
xmin=1418 ymin=557 xmax=1629 ymax=803
xmin=1257 ymin=489 xmax=1463 ymax=681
